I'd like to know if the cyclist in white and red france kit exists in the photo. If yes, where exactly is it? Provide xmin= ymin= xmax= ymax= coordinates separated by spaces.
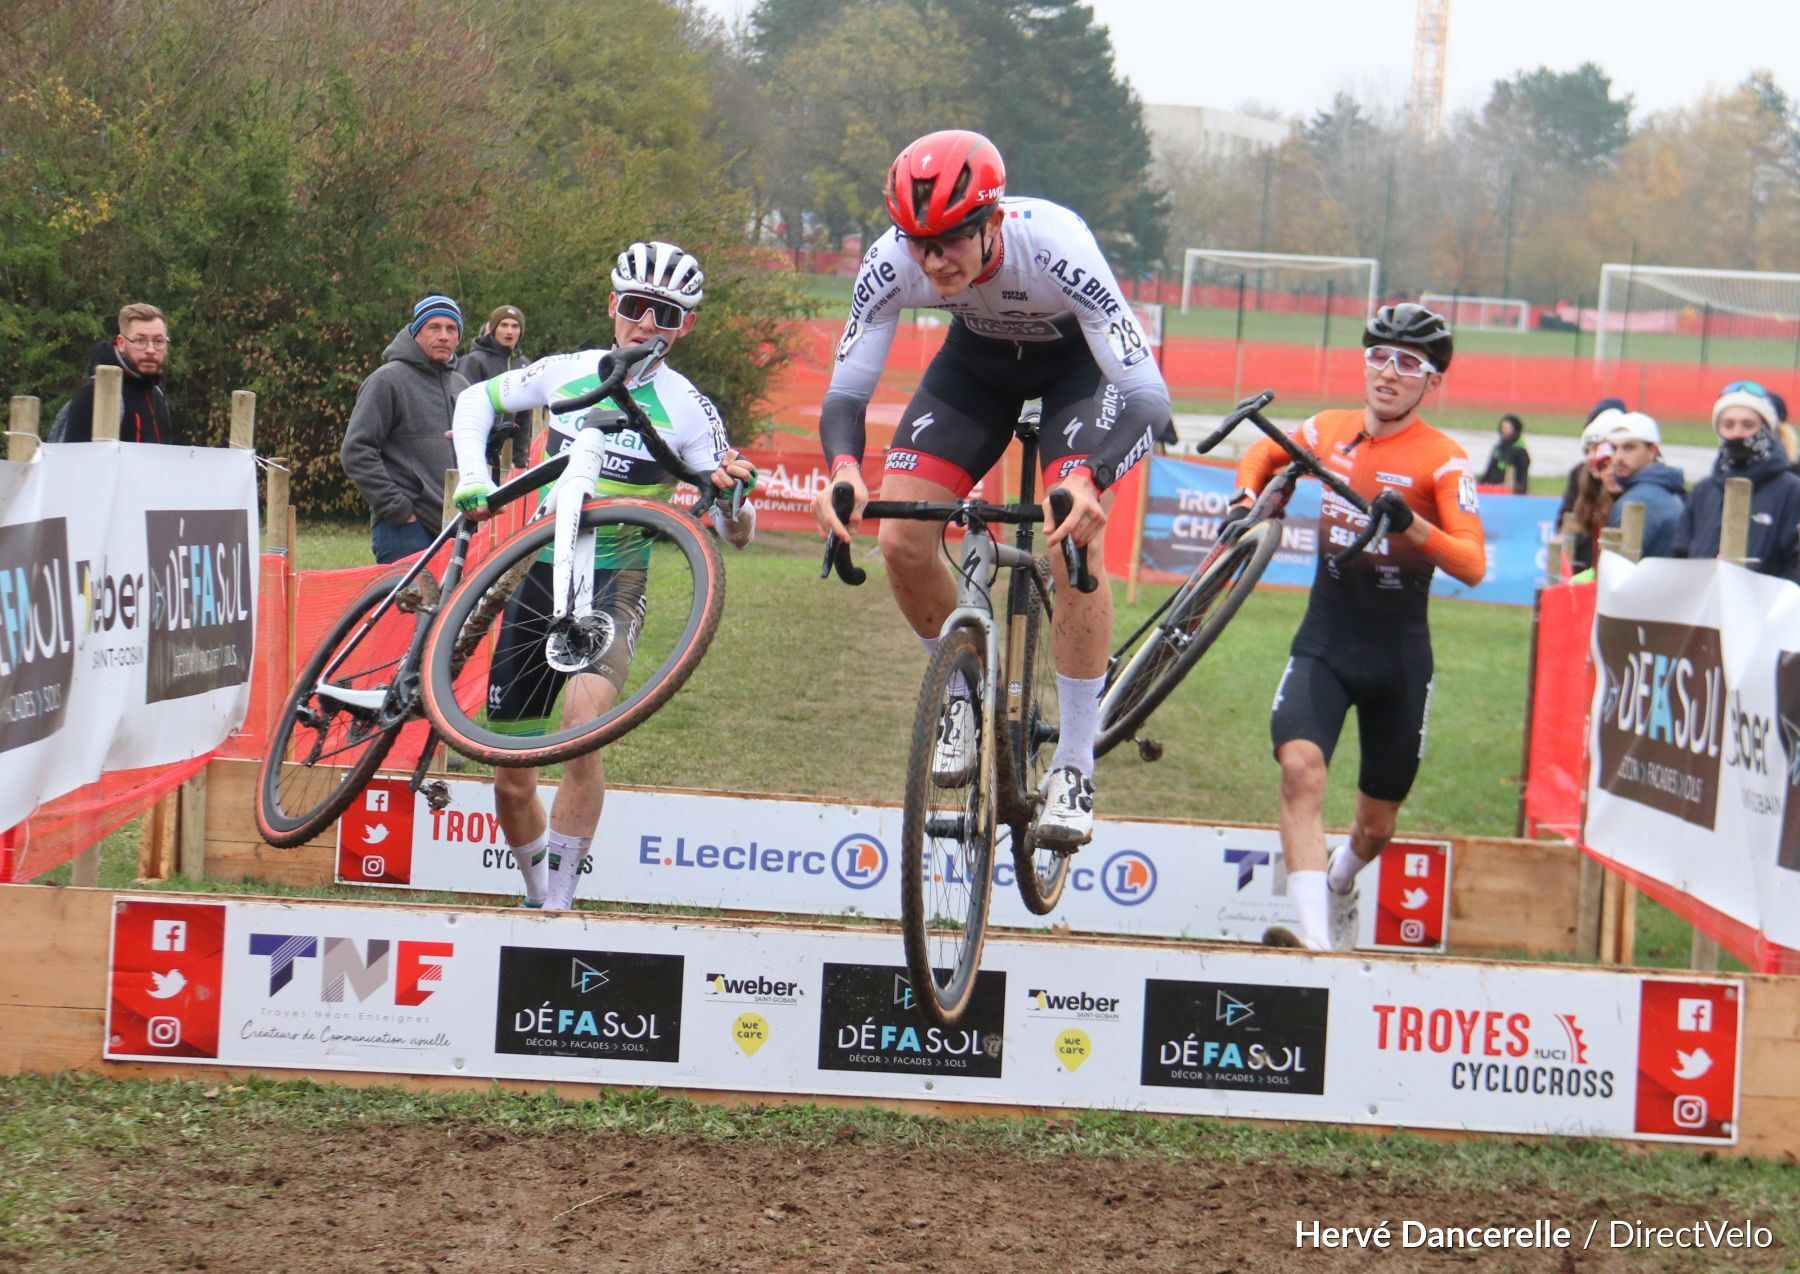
xmin=812 ymin=129 xmax=1172 ymax=846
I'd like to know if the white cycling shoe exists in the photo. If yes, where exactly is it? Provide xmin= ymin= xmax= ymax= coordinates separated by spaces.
xmin=1034 ymin=766 xmax=1095 ymax=848
xmin=932 ymin=697 xmax=977 ymax=785
xmin=1326 ymin=845 xmax=1361 ymax=952
xmin=1261 ymin=924 xmax=1329 ymax=952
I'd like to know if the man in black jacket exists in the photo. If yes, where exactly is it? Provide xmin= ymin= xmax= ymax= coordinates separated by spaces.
xmin=54 ymin=303 xmax=179 ymax=444
xmin=459 ymin=305 xmax=531 ymax=476
xmin=1675 ymin=380 xmax=1800 ymax=580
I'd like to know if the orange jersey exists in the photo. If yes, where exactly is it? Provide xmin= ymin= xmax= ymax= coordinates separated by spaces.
xmin=1235 ymin=408 xmax=1486 ymax=614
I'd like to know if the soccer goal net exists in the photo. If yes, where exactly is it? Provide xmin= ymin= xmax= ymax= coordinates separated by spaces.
xmin=1419 ymin=292 xmax=1530 ymax=333
xmin=1594 ymin=263 xmax=1800 ymax=366
xmin=1181 ymin=249 xmax=1379 ymax=320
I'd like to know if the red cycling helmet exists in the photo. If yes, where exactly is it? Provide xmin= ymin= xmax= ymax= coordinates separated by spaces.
xmin=884 ymin=130 xmax=1006 ymax=237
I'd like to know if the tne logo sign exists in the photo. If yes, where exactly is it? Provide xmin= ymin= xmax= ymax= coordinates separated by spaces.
xmin=1594 ymin=617 xmax=1724 ymax=829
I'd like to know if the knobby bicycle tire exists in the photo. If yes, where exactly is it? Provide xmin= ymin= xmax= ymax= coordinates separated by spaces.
xmin=420 ymin=498 xmax=724 ymax=768
xmin=900 ymin=623 xmax=995 ymax=1028
xmin=995 ymin=569 xmax=1069 ymax=915
xmin=256 ymin=570 xmax=423 ymax=848
xmin=1095 ymin=518 xmax=1280 ymax=757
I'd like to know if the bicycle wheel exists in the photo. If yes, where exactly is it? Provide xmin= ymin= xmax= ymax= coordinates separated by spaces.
xmin=996 ymin=569 xmax=1070 ymax=915
xmin=900 ymin=624 xmax=996 ymax=1028
xmin=421 ymin=498 xmax=724 ymax=768
xmin=256 ymin=570 xmax=424 ymax=848
xmin=1095 ymin=518 xmax=1280 ymax=757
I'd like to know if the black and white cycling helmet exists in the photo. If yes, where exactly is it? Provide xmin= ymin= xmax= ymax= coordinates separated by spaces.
xmin=1364 ymin=302 xmax=1454 ymax=372
xmin=612 ymin=240 xmax=705 ymax=310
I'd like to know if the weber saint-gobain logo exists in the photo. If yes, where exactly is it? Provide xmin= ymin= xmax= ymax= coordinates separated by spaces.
xmin=493 ymin=946 xmax=683 ymax=1062
xmin=1776 ymin=652 xmax=1800 ymax=871
xmin=144 ymin=509 xmax=254 ymax=703
xmin=0 ymin=518 xmax=76 ymax=754
xmin=1594 ymin=617 xmax=1724 ymax=829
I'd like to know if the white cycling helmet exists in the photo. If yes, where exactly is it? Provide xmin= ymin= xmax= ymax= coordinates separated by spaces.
xmin=612 ymin=240 xmax=705 ymax=310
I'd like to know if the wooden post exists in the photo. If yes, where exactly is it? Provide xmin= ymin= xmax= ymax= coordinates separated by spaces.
xmin=229 ymin=390 xmax=257 ymax=450
xmin=177 ymin=769 xmax=208 ymax=879
xmin=1514 ymin=590 xmax=1542 ymax=838
xmin=442 ymin=469 xmax=459 ymax=525
xmin=1719 ymin=476 xmax=1752 ymax=563
xmin=8 ymin=397 xmax=39 ymax=462
xmin=1592 ymin=510 xmax=1642 ymax=964
xmin=1576 ymin=856 xmax=1605 ymax=960
xmin=91 ymin=365 xmax=122 ymax=442
xmin=1617 ymin=501 xmax=1645 ymax=562
xmin=499 ymin=436 xmax=515 ymax=475
xmin=1559 ymin=512 xmax=1581 ymax=577
xmin=1125 ymin=462 xmax=1153 ymax=606
xmin=266 ymin=458 xmax=291 ymax=556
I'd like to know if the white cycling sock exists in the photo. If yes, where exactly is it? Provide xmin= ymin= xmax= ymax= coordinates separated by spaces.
xmin=1051 ymin=673 xmax=1104 ymax=774
xmin=1291 ymin=870 xmax=1330 ymax=948
xmin=545 ymin=832 xmax=592 ymax=910
xmin=1327 ymin=842 xmax=1367 ymax=895
xmin=512 ymin=830 xmax=549 ymax=906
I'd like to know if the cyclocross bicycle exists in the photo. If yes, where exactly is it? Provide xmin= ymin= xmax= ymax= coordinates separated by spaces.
xmin=1095 ymin=389 xmax=1388 ymax=761
xmin=256 ymin=338 xmax=743 ymax=848
xmin=822 ymin=409 xmax=1096 ymax=1027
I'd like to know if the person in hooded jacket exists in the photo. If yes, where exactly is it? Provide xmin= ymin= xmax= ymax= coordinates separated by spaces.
xmin=1478 ymin=413 xmax=1530 ymax=493
xmin=54 ymin=303 xmax=179 ymax=444
xmin=340 ymin=294 xmax=470 ymax=563
xmin=1674 ymin=381 xmax=1800 ymax=580
xmin=1603 ymin=412 xmax=1687 ymax=558
xmin=459 ymin=305 xmax=532 ymax=476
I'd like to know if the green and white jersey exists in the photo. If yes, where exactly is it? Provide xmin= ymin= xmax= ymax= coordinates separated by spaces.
xmin=452 ymin=348 xmax=733 ymax=567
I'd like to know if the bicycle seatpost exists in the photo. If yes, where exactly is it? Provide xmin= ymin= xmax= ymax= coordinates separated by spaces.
xmin=820 ymin=482 xmax=867 ymax=585
xmin=1048 ymin=488 xmax=1098 ymax=594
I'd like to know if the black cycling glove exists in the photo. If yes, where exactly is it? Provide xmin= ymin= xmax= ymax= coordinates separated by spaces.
xmin=1370 ymin=489 xmax=1415 ymax=534
xmin=1221 ymin=504 xmax=1253 ymax=534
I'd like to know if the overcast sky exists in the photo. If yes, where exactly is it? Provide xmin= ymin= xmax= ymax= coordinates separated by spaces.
xmin=694 ymin=0 xmax=1800 ymax=124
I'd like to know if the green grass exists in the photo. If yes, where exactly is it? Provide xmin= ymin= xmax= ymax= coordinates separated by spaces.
xmin=792 ymin=271 xmax=1800 ymax=368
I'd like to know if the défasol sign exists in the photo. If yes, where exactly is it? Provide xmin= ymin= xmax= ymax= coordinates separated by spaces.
xmin=336 ymin=777 xmax=1451 ymax=951
xmin=1585 ymin=553 xmax=1800 ymax=969
xmin=105 ymin=895 xmax=1745 ymax=1145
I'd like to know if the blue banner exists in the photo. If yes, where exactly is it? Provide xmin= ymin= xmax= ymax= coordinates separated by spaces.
xmin=1138 ymin=456 xmax=1556 ymax=607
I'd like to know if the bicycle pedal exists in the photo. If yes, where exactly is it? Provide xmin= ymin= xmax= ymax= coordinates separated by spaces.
xmin=418 ymin=780 xmax=452 ymax=811
xmin=1136 ymin=737 xmax=1165 ymax=763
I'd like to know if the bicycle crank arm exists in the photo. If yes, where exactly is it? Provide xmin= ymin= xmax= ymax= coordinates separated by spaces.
xmin=313 ymin=683 xmax=388 ymax=711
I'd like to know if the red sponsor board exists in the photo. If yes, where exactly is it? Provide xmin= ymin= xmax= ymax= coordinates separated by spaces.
xmin=106 ymin=899 xmax=227 ymax=1059
xmin=1634 ymin=980 xmax=1741 ymax=1140
xmin=335 ymin=777 xmax=417 ymax=886
xmin=1373 ymin=840 xmax=1450 ymax=950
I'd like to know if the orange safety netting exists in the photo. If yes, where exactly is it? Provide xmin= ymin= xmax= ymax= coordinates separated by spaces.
xmin=1522 ymin=581 xmax=1597 ymax=840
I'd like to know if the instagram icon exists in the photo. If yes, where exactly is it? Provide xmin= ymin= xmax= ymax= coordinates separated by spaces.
xmin=146 ymin=1016 xmax=182 ymax=1049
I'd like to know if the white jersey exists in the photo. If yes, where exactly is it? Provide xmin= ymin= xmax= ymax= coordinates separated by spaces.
xmin=826 ymin=196 xmax=1162 ymax=405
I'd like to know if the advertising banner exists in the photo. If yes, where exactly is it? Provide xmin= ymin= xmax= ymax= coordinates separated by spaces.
xmin=334 ymin=776 xmax=1453 ymax=954
xmin=0 ymin=444 xmax=258 ymax=829
xmin=105 ymin=895 xmax=1744 ymax=1144
xmin=1584 ymin=554 xmax=1800 ymax=971
xmin=1134 ymin=454 xmax=1557 ymax=606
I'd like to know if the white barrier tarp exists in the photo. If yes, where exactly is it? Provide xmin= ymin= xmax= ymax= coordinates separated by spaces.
xmin=1585 ymin=552 xmax=1800 ymax=962
xmin=105 ymin=895 xmax=1745 ymax=1145
xmin=0 ymin=444 xmax=258 ymax=828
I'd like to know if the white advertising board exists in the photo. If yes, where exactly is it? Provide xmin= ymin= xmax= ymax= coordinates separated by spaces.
xmin=1585 ymin=553 xmax=1800 ymax=964
xmin=106 ymin=895 xmax=1743 ymax=1144
xmin=335 ymin=777 xmax=1451 ymax=953
xmin=0 ymin=444 xmax=258 ymax=828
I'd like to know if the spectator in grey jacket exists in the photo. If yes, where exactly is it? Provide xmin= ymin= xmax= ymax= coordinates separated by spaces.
xmin=341 ymin=294 xmax=469 ymax=563
xmin=459 ymin=305 xmax=532 ymax=476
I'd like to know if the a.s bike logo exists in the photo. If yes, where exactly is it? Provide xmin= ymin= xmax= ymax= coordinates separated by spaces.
xmin=1593 ymin=617 xmax=1724 ymax=829
xmin=818 ymin=963 xmax=1004 ymax=1078
xmin=1141 ymin=979 xmax=1329 ymax=1094
xmin=495 ymin=946 xmax=683 ymax=1062
xmin=0 ymin=518 xmax=75 ymax=752
xmin=144 ymin=509 xmax=254 ymax=702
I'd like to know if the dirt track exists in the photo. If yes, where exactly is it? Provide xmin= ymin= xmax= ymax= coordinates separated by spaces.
xmin=11 ymin=1120 xmax=1790 ymax=1272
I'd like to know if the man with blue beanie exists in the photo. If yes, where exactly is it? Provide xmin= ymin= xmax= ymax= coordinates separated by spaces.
xmin=341 ymin=293 xmax=471 ymax=562
xmin=1674 ymin=381 xmax=1800 ymax=580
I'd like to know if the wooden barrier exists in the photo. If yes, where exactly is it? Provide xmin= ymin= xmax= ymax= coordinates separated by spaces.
xmin=1 ymin=883 xmax=1794 ymax=1160
xmin=192 ymin=757 xmax=1592 ymax=959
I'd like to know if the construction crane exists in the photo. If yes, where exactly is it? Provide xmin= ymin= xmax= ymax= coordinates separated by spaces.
xmin=1408 ymin=0 xmax=1450 ymax=139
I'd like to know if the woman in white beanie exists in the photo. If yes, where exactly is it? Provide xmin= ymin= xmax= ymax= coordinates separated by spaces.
xmin=1673 ymin=380 xmax=1800 ymax=580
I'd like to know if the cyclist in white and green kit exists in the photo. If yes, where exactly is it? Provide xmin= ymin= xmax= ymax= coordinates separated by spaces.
xmin=449 ymin=241 xmax=757 ymax=908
